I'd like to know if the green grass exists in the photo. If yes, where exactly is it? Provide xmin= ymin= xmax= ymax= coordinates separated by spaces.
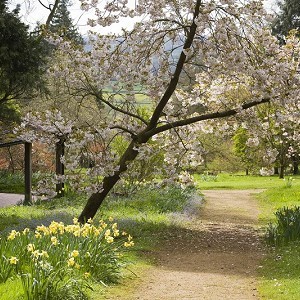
xmin=250 ymin=180 xmax=300 ymax=299
xmin=259 ymin=243 xmax=300 ymax=300
xmin=258 ymin=185 xmax=300 ymax=224
xmin=194 ymin=173 xmax=300 ymax=190
xmin=0 ymin=278 xmax=23 ymax=300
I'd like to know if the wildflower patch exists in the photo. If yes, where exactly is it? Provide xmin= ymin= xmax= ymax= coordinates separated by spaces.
xmin=0 ymin=218 xmax=134 ymax=299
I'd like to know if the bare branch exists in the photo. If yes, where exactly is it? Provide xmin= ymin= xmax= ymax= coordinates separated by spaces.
xmin=143 ymin=98 xmax=270 ymax=139
xmin=92 ymin=92 xmax=149 ymax=126
xmin=147 ymin=0 xmax=202 ymax=129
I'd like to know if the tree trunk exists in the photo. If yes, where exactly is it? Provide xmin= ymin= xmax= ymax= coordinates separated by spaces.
xmin=274 ymin=166 xmax=279 ymax=175
xmin=292 ymin=155 xmax=299 ymax=175
xmin=78 ymin=141 xmax=139 ymax=223
xmin=245 ymin=168 xmax=249 ymax=176
xmin=279 ymin=165 xmax=284 ymax=179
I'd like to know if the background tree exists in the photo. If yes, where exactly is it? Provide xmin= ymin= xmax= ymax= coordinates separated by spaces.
xmin=272 ymin=0 xmax=300 ymax=42
xmin=0 ymin=0 xmax=46 ymax=122
xmin=49 ymin=0 xmax=83 ymax=45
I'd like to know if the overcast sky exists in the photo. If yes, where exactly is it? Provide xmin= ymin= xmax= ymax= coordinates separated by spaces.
xmin=11 ymin=0 xmax=278 ymax=34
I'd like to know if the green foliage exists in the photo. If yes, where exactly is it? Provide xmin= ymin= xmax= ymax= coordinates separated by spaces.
xmin=0 ymin=0 xmax=46 ymax=104
xmin=265 ymin=206 xmax=300 ymax=246
xmin=0 ymin=100 xmax=21 ymax=124
xmin=49 ymin=0 xmax=83 ymax=45
xmin=106 ymin=184 xmax=193 ymax=214
xmin=284 ymin=176 xmax=294 ymax=188
xmin=0 ymin=170 xmax=25 ymax=193
xmin=199 ymin=172 xmax=218 ymax=182
xmin=272 ymin=0 xmax=300 ymax=43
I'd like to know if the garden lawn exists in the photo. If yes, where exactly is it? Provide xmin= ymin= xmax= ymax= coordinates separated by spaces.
xmin=194 ymin=173 xmax=300 ymax=190
xmin=257 ymin=184 xmax=300 ymax=300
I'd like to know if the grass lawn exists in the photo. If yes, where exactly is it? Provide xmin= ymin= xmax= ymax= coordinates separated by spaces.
xmin=256 ymin=183 xmax=300 ymax=299
xmin=194 ymin=172 xmax=300 ymax=190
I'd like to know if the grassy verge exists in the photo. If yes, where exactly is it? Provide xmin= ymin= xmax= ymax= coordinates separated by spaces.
xmin=257 ymin=183 xmax=300 ymax=299
xmin=194 ymin=173 xmax=300 ymax=190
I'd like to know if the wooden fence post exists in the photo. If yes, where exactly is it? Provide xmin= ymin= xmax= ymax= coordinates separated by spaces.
xmin=56 ymin=138 xmax=65 ymax=197
xmin=24 ymin=142 xmax=32 ymax=205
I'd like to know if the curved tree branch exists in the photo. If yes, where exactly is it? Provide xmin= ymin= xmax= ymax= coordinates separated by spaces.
xmin=144 ymin=98 xmax=270 ymax=139
xmin=147 ymin=0 xmax=202 ymax=129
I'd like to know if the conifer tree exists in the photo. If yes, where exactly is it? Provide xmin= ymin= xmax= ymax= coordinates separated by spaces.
xmin=49 ymin=0 xmax=83 ymax=45
xmin=272 ymin=0 xmax=300 ymax=42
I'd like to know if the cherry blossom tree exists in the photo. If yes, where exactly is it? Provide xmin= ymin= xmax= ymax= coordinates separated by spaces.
xmin=18 ymin=0 xmax=300 ymax=222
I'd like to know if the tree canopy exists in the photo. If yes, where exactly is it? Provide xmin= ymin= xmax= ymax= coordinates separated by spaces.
xmin=49 ymin=0 xmax=83 ymax=45
xmin=0 ymin=0 xmax=46 ymax=107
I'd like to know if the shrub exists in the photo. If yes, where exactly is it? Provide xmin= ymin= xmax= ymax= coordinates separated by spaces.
xmin=265 ymin=206 xmax=300 ymax=246
xmin=0 ymin=218 xmax=134 ymax=299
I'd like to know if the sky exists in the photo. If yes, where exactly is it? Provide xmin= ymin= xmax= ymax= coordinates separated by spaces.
xmin=11 ymin=0 xmax=278 ymax=34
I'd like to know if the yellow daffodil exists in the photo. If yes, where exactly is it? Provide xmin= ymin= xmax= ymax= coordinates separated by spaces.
xmin=9 ymin=256 xmax=19 ymax=264
xmin=106 ymin=236 xmax=114 ymax=243
xmin=41 ymin=250 xmax=49 ymax=258
xmin=27 ymin=243 xmax=35 ymax=252
xmin=67 ymin=257 xmax=75 ymax=267
xmin=51 ymin=236 xmax=59 ymax=246
xmin=35 ymin=231 xmax=42 ymax=238
xmin=71 ymin=250 xmax=79 ymax=258
xmin=124 ymin=241 xmax=134 ymax=247
xmin=22 ymin=228 xmax=30 ymax=235
xmin=7 ymin=230 xmax=20 ymax=240
xmin=84 ymin=272 xmax=90 ymax=279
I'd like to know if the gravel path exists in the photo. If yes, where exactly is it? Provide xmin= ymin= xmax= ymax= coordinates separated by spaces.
xmin=0 ymin=193 xmax=24 ymax=207
xmin=120 ymin=189 xmax=265 ymax=300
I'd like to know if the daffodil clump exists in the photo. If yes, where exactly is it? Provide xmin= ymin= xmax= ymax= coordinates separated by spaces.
xmin=0 ymin=217 xmax=134 ymax=300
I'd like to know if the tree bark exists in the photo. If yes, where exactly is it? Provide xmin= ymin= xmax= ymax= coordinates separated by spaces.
xmin=292 ymin=155 xmax=299 ymax=175
xmin=279 ymin=165 xmax=284 ymax=179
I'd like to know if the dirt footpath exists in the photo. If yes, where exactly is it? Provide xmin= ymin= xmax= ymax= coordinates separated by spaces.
xmin=130 ymin=190 xmax=265 ymax=300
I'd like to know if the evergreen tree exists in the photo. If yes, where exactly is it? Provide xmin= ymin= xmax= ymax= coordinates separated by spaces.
xmin=272 ymin=0 xmax=300 ymax=42
xmin=0 ymin=0 xmax=46 ymax=124
xmin=49 ymin=0 xmax=83 ymax=45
